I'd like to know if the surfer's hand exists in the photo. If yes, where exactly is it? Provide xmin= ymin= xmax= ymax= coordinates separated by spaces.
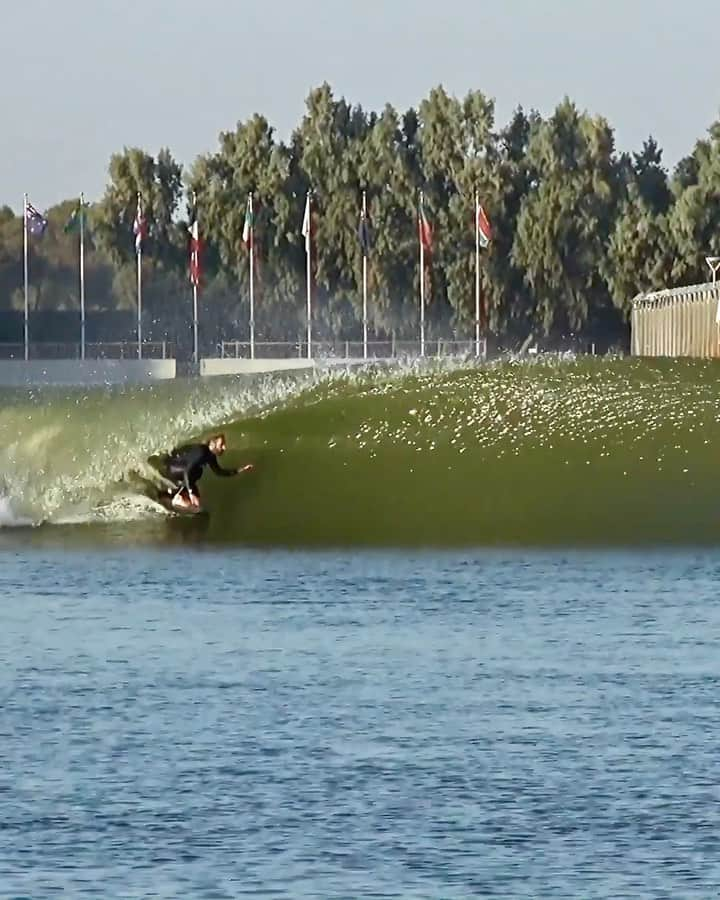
xmin=237 ymin=464 xmax=254 ymax=474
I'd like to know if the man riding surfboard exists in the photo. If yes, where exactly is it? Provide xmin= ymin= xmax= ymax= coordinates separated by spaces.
xmin=158 ymin=433 xmax=252 ymax=511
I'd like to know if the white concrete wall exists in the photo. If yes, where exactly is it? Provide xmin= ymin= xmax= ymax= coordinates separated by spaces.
xmin=200 ymin=358 xmax=318 ymax=377
xmin=199 ymin=357 xmax=392 ymax=377
xmin=0 ymin=359 xmax=177 ymax=387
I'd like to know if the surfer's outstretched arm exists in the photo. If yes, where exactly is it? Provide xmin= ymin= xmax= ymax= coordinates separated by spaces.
xmin=208 ymin=458 xmax=253 ymax=477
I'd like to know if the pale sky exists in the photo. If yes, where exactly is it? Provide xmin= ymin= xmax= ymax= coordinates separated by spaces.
xmin=2 ymin=0 xmax=719 ymax=211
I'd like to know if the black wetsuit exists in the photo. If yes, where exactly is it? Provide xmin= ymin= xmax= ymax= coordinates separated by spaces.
xmin=164 ymin=443 xmax=236 ymax=495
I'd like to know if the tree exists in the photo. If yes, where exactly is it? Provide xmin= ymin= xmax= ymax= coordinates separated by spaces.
xmin=93 ymin=147 xmax=183 ymax=267
xmin=670 ymin=119 xmax=720 ymax=283
xmin=1 ymin=84 xmax=719 ymax=351
xmin=604 ymin=139 xmax=677 ymax=310
xmin=357 ymin=104 xmax=419 ymax=332
xmin=512 ymin=99 xmax=621 ymax=338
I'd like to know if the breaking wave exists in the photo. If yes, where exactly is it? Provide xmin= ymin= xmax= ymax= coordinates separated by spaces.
xmin=2 ymin=357 xmax=720 ymax=547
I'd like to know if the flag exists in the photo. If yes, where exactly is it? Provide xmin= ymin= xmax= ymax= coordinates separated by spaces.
xmin=301 ymin=193 xmax=311 ymax=253
xmin=418 ymin=197 xmax=432 ymax=252
xmin=358 ymin=209 xmax=372 ymax=256
xmin=64 ymin=202 xmax=86 ymax=234
xmin=477 ymin=203 xmax=492 ymax=248
xmin=242 ymin=194 xmax=254 ymax=249
xmin=25 ymin=201 xmax=48 ymax=237
xmin=133 ymin=196 xmax=147 ymax=254
xmin=188 ymin=204 xmax=200 ymax=287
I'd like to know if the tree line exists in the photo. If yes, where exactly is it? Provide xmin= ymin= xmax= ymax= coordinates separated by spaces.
xmin=1 ymin=83 xmax=719 ymax=348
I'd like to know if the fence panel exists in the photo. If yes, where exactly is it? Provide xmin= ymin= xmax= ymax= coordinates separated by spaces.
xmin=631 ymin=283 xmax=720 ymax=358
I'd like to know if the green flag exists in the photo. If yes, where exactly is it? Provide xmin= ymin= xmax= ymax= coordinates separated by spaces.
xmin=64 ymin=203 xmax=87 ymax=234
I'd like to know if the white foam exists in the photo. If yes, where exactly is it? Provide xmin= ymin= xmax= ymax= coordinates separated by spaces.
xmin=0 ymin=495 xmax=34 ymax=528
xmin=78 ymin=493 xmax=169 ymax=525
xmin=0 ymin=361 xmax=450 ymax=529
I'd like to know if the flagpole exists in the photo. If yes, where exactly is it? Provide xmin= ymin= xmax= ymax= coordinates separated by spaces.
xmin=249 ymin=192 xmax=255 ymax=360
xmin=193 ymin=275 xmax=198 ymax=364
xmin=192 ymin=192 xmax=199 ymax=365
xmin=419 ymin=191 xmax=425 ymax=358
xmin=80 ymin=192 xmax=86 ymax=360
xmin=23 ymin=193 xmax=29 ymax=361
xmin=362 ymin=190 xmax=368 ymax=360
xmin=305 ymin=191 xmax=312 ymax=360
xmin=475 ymin=191 xmax=481 ymax=358
xmin=136 ymin=192 xmax=142 ymax=360
xmin=137 ymin=251 xmax=143 ymax=359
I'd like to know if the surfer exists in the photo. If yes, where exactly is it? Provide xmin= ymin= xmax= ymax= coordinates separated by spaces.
xmin=159 ymin=434 xmax=252 ymax=510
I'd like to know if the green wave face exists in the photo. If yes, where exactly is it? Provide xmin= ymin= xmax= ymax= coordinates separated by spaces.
xmin=207 ymin=358 xmax=720 ymax=547
xmin=2 ymin=358 xmax=720 ymax=547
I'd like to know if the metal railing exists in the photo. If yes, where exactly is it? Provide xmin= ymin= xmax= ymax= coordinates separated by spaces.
xmin=0 ymin=341 xmax=172 ymax=361
xmin=217 ymin=338 xmax=486 ymax=360
xmin=0 ymin=338 xmax=486 ymax=363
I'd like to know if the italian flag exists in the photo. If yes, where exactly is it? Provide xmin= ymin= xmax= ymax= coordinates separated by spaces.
xmin=188 ymin=217 xmax=200 ymax=286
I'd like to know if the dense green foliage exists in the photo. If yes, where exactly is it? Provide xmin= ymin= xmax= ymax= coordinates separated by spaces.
xmin=2 ymin=84 xmax=719 ymax=346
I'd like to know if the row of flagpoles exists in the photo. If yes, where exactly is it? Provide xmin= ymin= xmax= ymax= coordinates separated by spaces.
xmin=20 ymin=190 xmax=493 ymax=363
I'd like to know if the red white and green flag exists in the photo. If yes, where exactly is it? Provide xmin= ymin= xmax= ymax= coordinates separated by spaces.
xmin=477 ymin=202 xmax=492 ymax=248
xmin=188 ymin=204 xmax=200 ymax=287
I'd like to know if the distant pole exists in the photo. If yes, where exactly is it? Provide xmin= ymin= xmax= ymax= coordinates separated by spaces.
xmin=192 ymin=282 xmax=199 ymax=365
xmin=419 ymin=192 xmax=425 ymax=357
xmin=23 ymin=192 xmax=29 ymax=361
xmin=707 ymin=256 xmax=720 ymax=286
xmin=79 ymin=191 xmax=86 ymax=360
xmin=249 ymin=192 xmax=255 ymax=360
xmin=192 ymin=192 xmax=199 ymax=365
xmin=474 ymin=191 xmax=481 ymax=358
xmin=137 ymin=251 xmax=143 ymax=359
xmin=136 ymin=192 xmax=143 ymax=360
xmin=707 ymin=258 xmax=720 ymax=327
xmin=362 ymin=190 xmax=368 ymax=360
xmin=303 ymin=191 xmax=312 ymax=359
xmin=306 ymin=246 xmax=312 ymax=360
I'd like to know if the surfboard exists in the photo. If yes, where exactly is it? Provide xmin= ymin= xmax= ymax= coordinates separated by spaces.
xmin=154 ymin=489 xmax=207 ymax=517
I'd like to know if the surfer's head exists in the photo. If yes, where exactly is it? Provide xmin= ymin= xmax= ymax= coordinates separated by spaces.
xmin=208 ymin=434 xmax=227 ymax=456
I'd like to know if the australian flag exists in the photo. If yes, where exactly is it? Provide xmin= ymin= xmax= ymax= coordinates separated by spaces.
xmin=25 ymin=201 xmax=48 ymax=237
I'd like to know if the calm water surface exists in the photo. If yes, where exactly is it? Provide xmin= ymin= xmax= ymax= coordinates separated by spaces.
xmin=1 ymin=546 xmax=719 ymax=898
